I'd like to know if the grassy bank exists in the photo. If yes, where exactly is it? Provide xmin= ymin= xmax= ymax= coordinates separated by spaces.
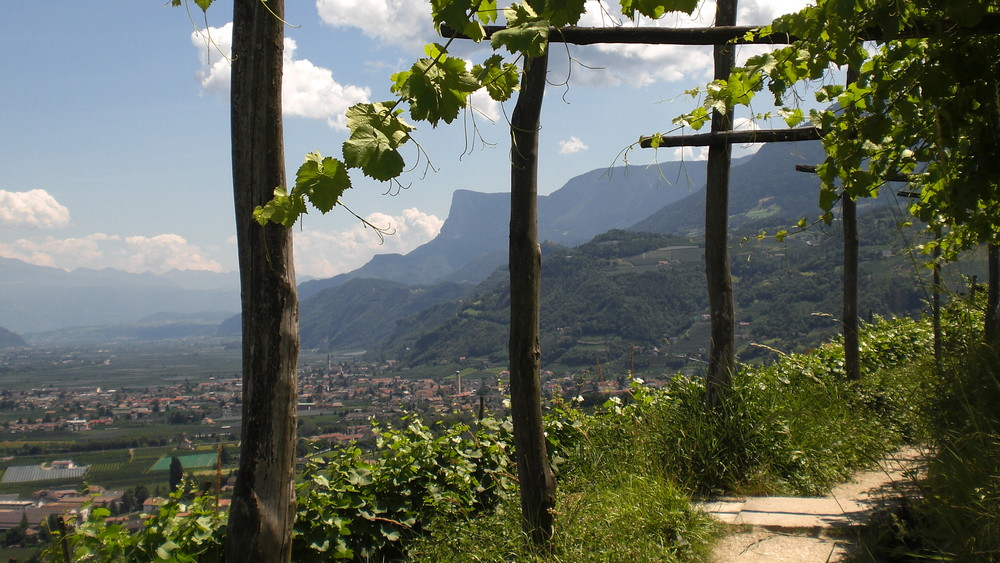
xmin=859 ymin=326 xmax=1000 ymax=560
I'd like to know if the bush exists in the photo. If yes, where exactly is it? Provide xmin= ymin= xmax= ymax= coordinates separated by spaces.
xmin=293 ymin=415 xmax=516 ymax=561
xmin=44 ymin=486 xmax=225 ymax=562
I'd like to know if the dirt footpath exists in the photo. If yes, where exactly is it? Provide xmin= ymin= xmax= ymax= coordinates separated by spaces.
xmin=704 ymin=447 xmax=926 ymax=562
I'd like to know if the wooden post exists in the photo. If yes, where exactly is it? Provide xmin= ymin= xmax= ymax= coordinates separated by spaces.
xmin=932 ymin=227 xmax=942 ymax=370
xmin=987 ymin=244 xmax=999 ymax=342
xmin=842 ymin=64 xmax=861 ymax=381
xmin=508 ymin=49 xmax=556 ymax=547
xmin=705 ymin=0 xmax=738 ymax=408
xmin=227 ymin=0 xmax=299 ymax=559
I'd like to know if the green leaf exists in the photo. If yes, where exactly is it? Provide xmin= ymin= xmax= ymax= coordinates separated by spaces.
xmin=432 ymin=0 xmax=488 ymax=41
xmin=171 ymin=0 xmax=215 ymax=11
xmin=490 ymin=5 xmax=549 ymax=57
xmin=526 ymin=0 xmax=587 ymax=27
xmin=253 ymin=186 xmax=306 ymax=228
xmin=778 ymin=108 xmax=804 ymax=128
xmin=620 ymin=0 xmax=698 ymax=20
xmin=673 ymin=106 xmax=709 ymax=131
xmin=392 ymin=44 xmax=480 ymax=126
xmin=380 ymin=524 xmax=401 ymax=542
xmin=472 ymin=54 xmax=520 ymax=102
xmin=343 ymin=102 xmax=413 ymax=180
xmin=156 ymin=540 xmax=179 ymax=560
xmin=295 ymin=152 xmax=351 ymax=213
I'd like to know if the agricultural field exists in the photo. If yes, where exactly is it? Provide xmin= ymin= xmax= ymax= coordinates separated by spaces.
xmin=0 ymin=340 xmax=242 ymax=391
xmin=0 ymin=443 xmax=236 ymax=496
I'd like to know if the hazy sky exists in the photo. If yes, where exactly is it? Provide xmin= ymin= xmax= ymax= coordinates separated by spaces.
xmin=0 ymin=0 xmax=810 ymax=278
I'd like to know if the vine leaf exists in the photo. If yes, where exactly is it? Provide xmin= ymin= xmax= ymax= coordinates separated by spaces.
xmin=170 ymin=0 xmax=214 ymax=12
xmin=431 ymin=0 xmax=498 ymax=41
xmin=391 ymin=44 xmax=480 ymax=126
xmin=527 ymin=0 xmax=587 ymax=28
xmin=296 ymin=152 xmax=351 ymax=213
xmin=620 ymin=0 xmax=697 ymax=20
xmin=343 ymin=102 xmax=414 ymax=180
xmin=472 ymin=54 xmax=521 ymax=102
xmin=253 ymin=186 xmax=307 ymax=228
xmin=491 ymin=5 xmax=550 ymax=57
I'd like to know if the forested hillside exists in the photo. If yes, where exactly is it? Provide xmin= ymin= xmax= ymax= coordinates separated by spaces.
xmin=364 ymin=208 xmax=953 ymax=371
xmin=298 ymin=278 xmax=473 ymax=350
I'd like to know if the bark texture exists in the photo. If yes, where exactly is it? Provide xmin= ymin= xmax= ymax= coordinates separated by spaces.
xmin=843 ymin=65 xmax=861 ymax=381
xmin=843 ymin=194 xmax=861 ymax=380
xmin=226 ymin=0 xmax=299 ymax=560
xmin=987 ymin=244 xmax=999 ymax=342
xmin=508 ymin=50 xmax=556 ymax=547
xmin=705 ymin=0 xmax=738 ymax=408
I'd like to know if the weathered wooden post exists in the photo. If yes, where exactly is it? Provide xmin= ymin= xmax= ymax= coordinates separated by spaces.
xmin=228 ymin=0 xmax=299 ymax=559
xmin=986 ymin=244 xmax=999 ymax=342
xmin=704 ymin=0 xmax=739 ymax=408
xmin=508 ymin=49 xmax=556 ymax=547
xmin=842 ymin=64 xmax=861 ymax=381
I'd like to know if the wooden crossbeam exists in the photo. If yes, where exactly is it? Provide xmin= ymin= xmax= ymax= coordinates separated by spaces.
xmin=795 ymin=164 xmax=916 ymax=184
xmin=638 ymin=126 xmax=820 ymax=148
xmin=442 ymin=14 xmax=1000 ymax=47
xmin=442 ymin=24 xmax=795 ymax=45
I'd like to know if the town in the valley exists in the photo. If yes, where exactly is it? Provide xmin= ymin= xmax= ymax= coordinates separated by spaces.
xmin=0 ymin=342 xmax=675 ymax=546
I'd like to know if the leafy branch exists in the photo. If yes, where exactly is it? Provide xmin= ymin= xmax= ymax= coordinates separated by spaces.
xmin=250 ymin=0 xmax=701 ymax=230
xmin=668 ymin=0 xmax=1000 ymax=257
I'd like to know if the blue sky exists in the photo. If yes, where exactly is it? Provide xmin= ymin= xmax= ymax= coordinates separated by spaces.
xmin=0 ymin=0 xmax=809 ymax=278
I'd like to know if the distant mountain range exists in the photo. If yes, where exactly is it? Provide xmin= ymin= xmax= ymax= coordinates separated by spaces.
xmin=6 ymin=138 xmax=861 ymax=352
xmin=292 ymin=140 xmax=838 ymax=354
xmin=0 ymin=258 xmax=239 ymax=335
xmin=631 ymin=140 xmax=827 ymax=234
xmin=298 ymin=161 xmax=712 ymax=299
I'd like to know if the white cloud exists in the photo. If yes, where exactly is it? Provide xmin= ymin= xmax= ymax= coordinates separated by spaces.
xmin=468 ymin=81 xmax=502 ymax=122
xmin=731 ymin=116 xmax=764 ymax=158
xmin=119 ymin=234 xmax=224 ymax=273
xmin=191 ymin=23 xmax=371 ymax=129
xmin=311 ymin=0 xmax=810 ymax=89
xmin=671 ymin=146 xmax=710 ymax=161
xmin=0 ymin=233 xmax=223 ymax=274
xmin=191 ymin=22 xmax=233 ymax=94
xmin=0 ymin=189 xmax=70 ymax=229
xmin=561 ymin=0 xmax=813 ymax=87
xmin=315 ymin=0 xmax=435 ymax=51
xmin=558 ymin=136 xmax=589 ymax=154
xmin=293 ymin=208 xmax=444 ymax=277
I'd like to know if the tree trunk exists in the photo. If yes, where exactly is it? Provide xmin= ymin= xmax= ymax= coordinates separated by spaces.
xmin=508 ymin=49 xmax=556 ymax=547
xmin=704 ymin=0 xmax=738 ymax=408
xmin=227 ymin=1 xmax=299 ymax=560
xmin=842 ymin=194 xmax=861 ymax=380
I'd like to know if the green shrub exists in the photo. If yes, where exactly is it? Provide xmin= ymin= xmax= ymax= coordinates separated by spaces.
xmin=43 ymin=486 xmax=225 ymax=562
xmin=293 ymin=415 xmax=517 ymax=561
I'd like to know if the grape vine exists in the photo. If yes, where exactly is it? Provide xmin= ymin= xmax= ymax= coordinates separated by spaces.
xmin=672 ymin=0 xmax=1000 ymax=258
